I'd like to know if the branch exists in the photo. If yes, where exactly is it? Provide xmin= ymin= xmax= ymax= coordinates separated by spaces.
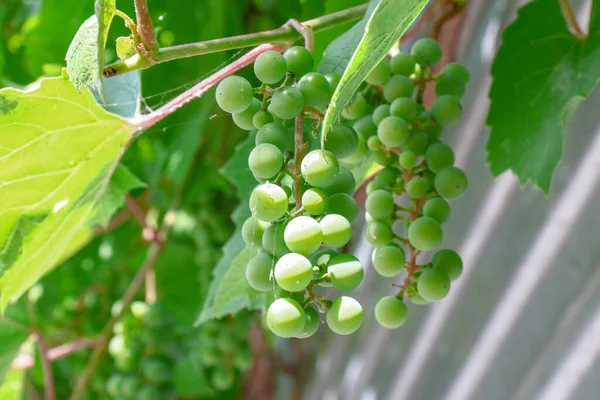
xmin=12 ymin=338 xmax=98 ymax=370
xmin=559 ymin=0 xmax=585 ymax=39
xmin=103 ymin=4 xmax=368 ymax=77
xmin=293 ymin=113 xmax=308 ymax=211
xmin=32 ymin=329 xmax=55 ymax=400
xmin=133 ymin=0 xmax=159 ymax=53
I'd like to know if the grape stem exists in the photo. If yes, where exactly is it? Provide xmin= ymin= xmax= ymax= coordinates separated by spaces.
xmin=32 ymin=328 xmax=56 ymax=400
xmin=293 ymin=112 xmax=309 ymax=210
xmin=285 ymin=19 xmax=315 ymax=52
xmin=11 ymin=338 xmax=98 ymax=370
xmin=133 ymin=0 xmax=159 ymax=53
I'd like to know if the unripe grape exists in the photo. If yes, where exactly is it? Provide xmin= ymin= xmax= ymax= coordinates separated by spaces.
xmin=242 ymin=217 xmax=269 ymax=248
xmin=327 ymin=253 xmax=364 ymax=291
xmin=417 ymin=268 xmax=450 ymax=301
xmin=372 ymin=245 xmax=405 ymax=277
xmin=326 ymin=296 xmax=363 ymax=335
xmin=406 ymin=177 xmax=428 ymax=199
xmin=342 ymin=92 xmax=367 ymax=119
xmin=253 ymin=110 xmax=273 ymax=129
xmin=367 ymin=135 xmax=383 ymax=150
xmin=441 ymin=62 xmax=470 ymax=84
xmin=270 ymin=86 xmax=304 ymax=120
xmin=372 ymin=149 xmax=395 ymax=166
xmin=108 ymin=335 xmax=126 ymax=358
xmin=249 ymin=183 xmax=288 ymax=222
xmin=373 ymin=105 xmax=391 ymax=126
xmin=301 ymin=149 xmax=339 ymax=187
xmin=310 ymin=248 xmax=337 ymax=268
xmin=141 ymin=358 xmax=172 ymax=383
xmin=215 ymin=76 xmax=253 ymax=113
xmin=344 ymin=132 xmax=368 ymax=165
xmin=390 ymin=97 xmax=417 ymax=121
xmin=383 ymin=75 xmax=413 ymax=102
xmin=435 ymin=75 xmax=465 ymax=98
xmin=422 ymin=197 xmax=451 ymax=224
xmin=323 ymin=166 xmax=356 ymax=195
xmin=434 ymin=167 xmax=468 ymax=200
xmin=274 ymin=252 xmax=313 ymax=291
xmin=328 ymin=193 xmax=359 ymax=224
xmin=284 ymin=216 xmax=323 ymax=256
xmin=399 ymin=151 xmax=418 ymax=169
xmin=256 ymin=122 xmax=293 ymax=152
xmin=365 ymin=189 xmax=395 ymax=219
xmin=283 ymin=46 xmax=314 ymax=78
xmin=378 ymin=116 xmax=410 ymax=148
xmin=426 ymin=142 xmax=455 ymax=173
xmin=410 ymin=291 xmax=429 ymax=305
xmin=138 ymin=386 xmax=161 ymax=400
xmin=233 ymin=347 xmax=253 ymax=371
xmin=267 ymin=298 xmax=306 ymax=338
xmin=233 ymin=98 xmax=261 ymax=130
xmin=366 ymin=179 xmax=388 ymax=194
xmin=320 ymin=214 xmax=352 ymax=248
xmin=246 ymin=253 xmax=275 ymax=291
xmin=365 ymin=221 xmax=393 ymax=247
xmin=431 ymin=95 xmax=462 ymax=126
xmin=325 ymin=125 xmax=359 ymax=159
xmin=411 ymin=38 xmax=442 ymax=67
xmin=390 ymin=52 xmax=416 ymax=76
xmin=254 ymin=50 xmax=287 ymax=84
xmin=366 ymin=57 xmax=391 ymax=85
xmin=432 ymin=249 xmax=463 ymax=280
xmin=403 ymin=131 xmax=430 ymax=155
xmin=324 ymin=73 xmax=341 ymax=95
xmin=211 ymin=367 xmax=234 ymax=391
xmin=302 ymin=188 xmax=328 ymax=215
xmin=407 ymin=217 xmax=443 ymax=251
xmin=375 ymin=296 xmax=408 ymax=329
xmin=298 ymin=72 xmax=330 ymax=108
xmin=353 ymin=115 xmax=377 ymax=139
xmin=376 ymin=166 xmax=400 ymax=185
xmin=248 ymin=143 xmax=284 ymax=179
xmin=262 ymin=222 xmax=290 ymax=257
xmin=296 ymin=307 xmax=320 ymax=338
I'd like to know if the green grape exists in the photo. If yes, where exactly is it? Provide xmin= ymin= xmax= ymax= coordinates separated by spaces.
xmin=366 ymin=57 xmax=391 ymax=85
xmin=320 ymin=214 xmax=352 ymax=248
xmin=324 ymin=125 xmax=359 ymax=159
xmin=375 ymin=166 xmax=400 ymax=185
xmin=326 ymin=296 xmax=363 ymax=335
xmin=298 ymin=72 xmax=330 ymax=108
xmin=233 ymin=98 xmax=261 ymax=130
xmin=375 ymin=296 xmax=408 ymax=329
xmin=435 ymin=75 xmax=465 ymax=98
xmin=200 ymin=347 xmax=221 ymax=366
xmin=108 ymin=335 xmax=127 ymax=359
xmin=434 ymin=166 xmax=468 ymax=200
xmin=390 ymin=97 xmax=417 ymax=121
xmin=344 ymin=132 xmax=368 ymax=165
xmin=410 ymin=291 xmax=429 ymax=305
xmin=254 ymin=50 xmax=287 ymax=84
xmin=211 ymin=367 xmax=235 ymax=391
xmin=323 ymin=166 xmax=356 ymax=195
xmin=383 ymin=75 xmax=414 ymax=103
xmin=270 ymin=86 xmax=304 ymax=120
xmin=130 ymin=301 xmax=150 ymax=321
xmin=425 ymin=120 xmax=443 ymax=140
xmin=301 ymin=149 xmax=339 ymax=188
xmin=377 ymin=116 xmax=410 ymax=148
xmin=399 ymin=151 xmax=418 ymax=169
xmin=106 ymin=374 xmax=123 ymax=396
xmin=367 ymin=135 xmax=383 ymax=150
xmin=248 ymin=143 xmax=284 ymax=179
xmin=365 ymin=189 xmax=395 ymax=219
xmin=372 ymin=245 xmax=405 ymax=277
xmin=411 ymin=38 xmax=442 ymax=67
xmin=302 ymin=188 xmax=328 ymax=215
xmin=425 ymin=142 xmax=455 ymax=173
xmin=372 ymin=149 xmax=395 ymax=166
xmin=253 ymin=110 xmax=273 ymax=129
xmin=242 ymin=216 xmax=269 ymax=248
xmin=373 ymin=104 xmax=391 ymax=125
xmin=266 ymin=298 xmax=306 ymax=338
xmin=422 ymin=197 xmax=451 ymax=224
xmin=328 ymin=254 xmax=364 ymax=291
xmin=431 ymin=95 xmax=462 ymax=126
xmin=366 ymin=179 xmax=388 ymax=194
xmin=421 ymin=169 xmax=435 ymax=191
xmin=283 ymin=46 xmax=314 ymax=78
xmin=138 ymin=386 xmax=161 ymax=400
xmin=324 ymin=73 xmax=341 ymax=96
xmin=403 ymin=131 xmax=430 ymax=155
xmin=296 ymin=307 xmax=320 ymax=338
xmin=327 ymin=193 xmax=359 ymax=224
xmin=246 ymin=253 xmax=275 ymax=291
xmin=232 ymin=347 xmax=253 ymax=371
xmin=353 ymin=115 xmax=377 ymax=139
xmin=262 ymin=222 xmax=290 ymax=256
xmin=407 ymin=217 xmax=443 ymax=251
xmin=406 ymin=177 xmax=428 ymax=199
xmin=113 ymin=349 xmax=137 ymax=371
xmin=141 ymin=358 xmax=172 ymax=384
xmin=342 ymin=92 xmax=367 ymax=119
xmin=120 ymin=375 xmax=141 ymax=398
xmin=441 ymin=62 xmax=470 ymax=84
xmin=284 ymin=216 xmax=323 ymax=256
xmin=256 ymin=122 xmax=293 ymax=152
xmin=390 ymin=52 xmax=416 ymax=76
xmin=215 ymin=76 xmax=254 ymax=113
xmin=216 ymin=334 xmax=238 ymax=353
xmin=365 ymin=221 xmax=393 ymax=247
xmin=432 ymin=249 xmax=463 ymax=280
xmin=417 ymin=268 xmax=450 ymax=301
xmin=311 ymin=248 xmax=337 ymax=268
xmin=249 ymin=183 xmax=289 ymax=222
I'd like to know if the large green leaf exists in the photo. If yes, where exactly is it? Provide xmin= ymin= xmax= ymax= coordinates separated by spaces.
xmin=487 ymin=0 xmax=600 ymax=193
xmin=0 ymin=76 xmax=136 ymax=308
xmin=319 ymin=0 xmax=429 ymax=144
xmin=66 ymin=16 xmax=100 ymax=91
xmin=0 ymin=321 xmax=29 ymax=384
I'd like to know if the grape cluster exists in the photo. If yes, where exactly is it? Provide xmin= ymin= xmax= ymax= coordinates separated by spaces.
xmin=216 ymin=46 xmax=366 ymax=338
xmin=361 ymin=38 xmax=468 ymax=329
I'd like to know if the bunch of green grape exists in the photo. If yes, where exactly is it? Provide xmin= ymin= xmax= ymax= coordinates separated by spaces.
xmin=361 ymin=38 xmax=469 ymax=329
xmin=216 ymin=46 xmax=366 ymax=338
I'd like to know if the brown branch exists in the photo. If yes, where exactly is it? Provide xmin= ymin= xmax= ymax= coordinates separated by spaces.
xmin=32 ymin=329 xmax=55 ymax=400
xmin=133 ymin=0 xmax=159 ymax=53
xmin=559 ymin=0 xmax=585 ymax=39
xmin=125 ymin=194 xmax=147 ymax=228
xmin=12 ymin=338 xmax=98 ymax=370
xmin=286 ymin=19 xmax=314 ymax=52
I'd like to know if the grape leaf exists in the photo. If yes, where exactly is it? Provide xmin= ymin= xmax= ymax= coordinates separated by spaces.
xmin=95 ymin=0 xmax=116 ymax=81
xmin=319 ymin=0 xmax=429 ymax=144
xmin=66 ymin=16 xmax=100 ymax=91
xmin=0 ymin=367 xmax=25 ymax=399
xmin=0 ymin=321 xmax=29 ymax=384
xmin=487 ymin=0 xmax=600 ymax=193
xmin=0 ymin=76 xmax=137 ymax=309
